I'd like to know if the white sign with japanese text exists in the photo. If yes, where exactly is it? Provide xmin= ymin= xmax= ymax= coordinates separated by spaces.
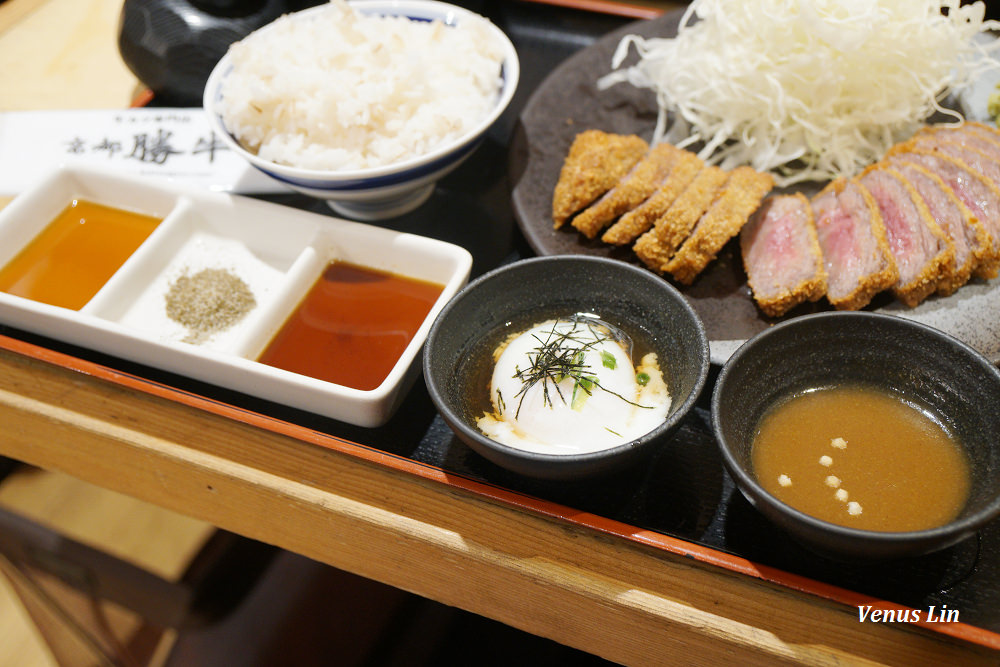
xmin=0 ymin=108 xmax=289 ymax=197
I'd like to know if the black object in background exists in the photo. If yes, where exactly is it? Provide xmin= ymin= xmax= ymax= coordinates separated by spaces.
xmin=118 ymin=0 xmax=325 ymax=106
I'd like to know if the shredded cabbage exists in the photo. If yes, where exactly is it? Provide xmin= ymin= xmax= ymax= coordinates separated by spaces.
xmin=598 ymin=0 xmax=1000 ymax=186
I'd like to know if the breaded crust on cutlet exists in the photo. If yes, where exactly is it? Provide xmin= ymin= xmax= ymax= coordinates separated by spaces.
xmin=812 ymin=178 xmax=898 ymax=311
xmin=551 ymin=130 xmax=648 ymax=228
xmin=885 ymin=139 xmax=1000 ymax=279
xmin=847 ymin=179 xmax=900 ymax=310
xmin=601 ymin=150 xmax=703 ymax=246
xmin=740 ymin=193 xmax=826 ymax=318
xmin=859 ymin=164 xmax=955 ymax=308
xmin=570 ymin=143 xmax=680 ymax=239
xmin=633 ymin=165 xmax=728 ymax=272
xmin=913 ymin=123 xmax=1000 ymax=162
xmin=890 ymin=159 xmax=989 ymax=296
xmin=961 ymin=121 xmax=1000 ymax=148
xmin=665 ymin=166 xmax=774 ymax=284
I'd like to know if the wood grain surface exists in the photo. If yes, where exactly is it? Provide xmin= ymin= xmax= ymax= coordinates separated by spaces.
xmin=0 ymin=1 xmax=997 ymax=664
xmin=0 ymin=343 xmax=996 ymax=665
xmin=0 ymin=3 xmax=202 ymax=665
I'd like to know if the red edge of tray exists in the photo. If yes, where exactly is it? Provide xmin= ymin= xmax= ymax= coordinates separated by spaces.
xmin=516 ymin=0 xmax=665 ymax=20
xmin=2 ymin=332 xmax=997 ymax=651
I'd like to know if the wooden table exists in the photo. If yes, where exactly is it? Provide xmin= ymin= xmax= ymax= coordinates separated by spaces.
xmin=1 ymin=1 xmax=998 ymax=664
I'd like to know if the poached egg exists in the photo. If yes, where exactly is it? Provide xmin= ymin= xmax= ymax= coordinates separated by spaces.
xmin=477 ymin=315 xmax=670 ymax=454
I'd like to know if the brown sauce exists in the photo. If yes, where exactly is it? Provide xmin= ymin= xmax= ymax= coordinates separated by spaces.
xmin=257 ymin=261 xmax=442 ymax=391
xmin=0 ymin=199 xmax=160 ymax=310
xmin=752 ymin=385 xmax=970 ymax=532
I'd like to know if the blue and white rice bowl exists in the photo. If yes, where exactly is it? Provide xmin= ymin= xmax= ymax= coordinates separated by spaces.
xmin=203 ymin=0 xmax=519 ymax=220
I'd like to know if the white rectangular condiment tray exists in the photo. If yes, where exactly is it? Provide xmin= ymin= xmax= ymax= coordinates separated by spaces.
xmin=0 ymin=166 xmax=472 ymax=427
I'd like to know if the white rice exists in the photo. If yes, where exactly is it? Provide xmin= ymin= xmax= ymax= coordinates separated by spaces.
xmin=217 ymin=0 xmax=505 ymax=171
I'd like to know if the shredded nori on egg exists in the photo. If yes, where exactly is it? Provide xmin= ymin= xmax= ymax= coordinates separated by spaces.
xmin=510 ymin=316 xmax=651 ymax=419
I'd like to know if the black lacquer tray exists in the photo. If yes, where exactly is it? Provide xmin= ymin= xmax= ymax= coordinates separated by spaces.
xmin=2 ymin=0 xmax=997 ymax=649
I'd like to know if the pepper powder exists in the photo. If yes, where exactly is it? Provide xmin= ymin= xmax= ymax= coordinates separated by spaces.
xmin=164 ymin=267 xmax=256 ymax=343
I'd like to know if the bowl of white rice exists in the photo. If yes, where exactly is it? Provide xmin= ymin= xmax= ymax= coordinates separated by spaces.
xmin=203 ymin=0 xmax=519 ymax=220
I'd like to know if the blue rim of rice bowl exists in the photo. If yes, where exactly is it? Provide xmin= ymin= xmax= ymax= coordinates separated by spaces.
xmin=249 ymin=138 xmax=485 ymax=190
xmin=205 ymin=1 xmax=519 ymax=185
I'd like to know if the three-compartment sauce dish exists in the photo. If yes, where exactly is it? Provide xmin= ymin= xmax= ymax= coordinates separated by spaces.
xmin=0 ymin=166 xmax=472 ymax=427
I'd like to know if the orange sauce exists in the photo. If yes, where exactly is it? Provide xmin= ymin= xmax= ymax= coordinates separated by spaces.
xmin=0 ymin=199 xmax=161 ymax=310
xmin=257 ymin=261 xmax=443 ymax=391
xmin=752 ymin=385 xmax=970 ymax=532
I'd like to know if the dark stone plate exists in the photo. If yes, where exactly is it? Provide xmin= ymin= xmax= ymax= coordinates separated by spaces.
xmin=508 ymin=9 xmax=1000 ymax=365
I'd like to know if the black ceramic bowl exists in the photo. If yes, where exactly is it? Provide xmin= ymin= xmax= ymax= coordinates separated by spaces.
xmin=423 ymin=256 xmax=709 ymax=480
xmin=712 ymin=311 xmax=1000 ymax=560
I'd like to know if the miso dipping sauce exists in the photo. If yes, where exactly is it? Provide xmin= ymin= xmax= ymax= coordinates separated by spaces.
xmin=0 ymin=199 xmax=160 ymax=310
xmin=751 ymin=385 xmax=970 ymax=532
xmin=258 ymin=261 xmax=442 ymax=391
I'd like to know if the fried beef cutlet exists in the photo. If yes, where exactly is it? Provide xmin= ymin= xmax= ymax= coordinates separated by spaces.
xmin=633 ymin=165 xmax=729 ymax=273
xmin=664 ymin=166 xmax=775 ymax=285
xmin=908 ymin=134 xmax=1000 ymax=197
xmin=740 ymin=193 xmax=826 ymax=317
xmin=885 ymin=144 xmax=1000 ymax=279
xmin=551 ymin=130 xmax=649 ymax=228
xmin=890 ymin=160 xmax=989 ymax=296
xmin=570 ymin=142 xmax=681 ymax=239
xmin=601 ymin=149 xmax=704 ymax=246
xmin=542 ymin=121 xmax=1000 ymax=316
xmin=858 ymin=165 xmax=955 ymax=307
xmin=913 ymin=123 xmax=1000 ymax=163
xmin=961 ymin=120 xmax=1000 ymax=150
xmin=811 ymin=178 xmax=899 ymax=311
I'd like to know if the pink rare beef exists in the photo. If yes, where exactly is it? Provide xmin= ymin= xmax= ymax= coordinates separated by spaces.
xmin=740 ymin=193 xmax=826 ymax=317
xmin=857 ymin=165 xmax=955 ymax=307
xmin=810 ymin=178 xmax=898 ymax=310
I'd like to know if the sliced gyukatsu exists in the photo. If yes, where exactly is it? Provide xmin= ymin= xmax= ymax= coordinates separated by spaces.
xmin=602 ymin=148 xmax=703 ymax=246
xmin=664 ymin=166 xmax=774 ymax=284
xmin=811 ymin=178 xmax=898 ymax=311
xmin=857 ymin=165 xmax=955 ymax=307
xmin=908 ymin=134 xmax=1000 ymax=192
xmin=959 ymin=120 xmax=1000 ymax=148
xmin=886 ymin=145 xmax=1000 ymax=278
xmin=914 ymin=123 xmax=1000 ymax=163
xmin=633 ymin=164 xmax=728 ymax=272
xmin=551 ymin=130 xmax=648 ymax=228
xmin=890 ymin=160 xmax=989 ymax=295
xmin=740 ymin=193 xmax=826 ymax=317
xmin=571 ymin=142 xmax=681 ymax=239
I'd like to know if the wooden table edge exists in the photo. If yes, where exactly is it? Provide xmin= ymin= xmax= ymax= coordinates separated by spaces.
xmin=0 ymin=344 xmax=995 ymax=665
